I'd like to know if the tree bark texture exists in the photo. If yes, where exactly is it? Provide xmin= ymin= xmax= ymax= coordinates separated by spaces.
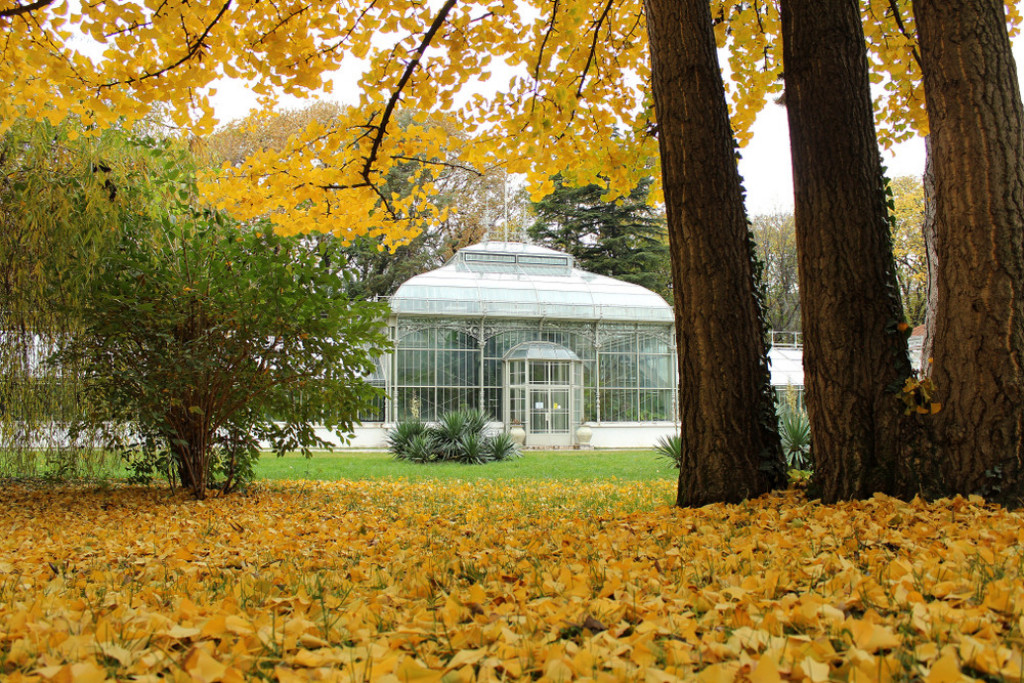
xmin=921 ymin=136 xmax=938 ymax=373
xmin=644 ymin=0 xmax=785 ymax=506
xmin=914 ymin=0 xmax=1024 ymax=504
xmin=781 ymin=0 xmax=913 ymax=501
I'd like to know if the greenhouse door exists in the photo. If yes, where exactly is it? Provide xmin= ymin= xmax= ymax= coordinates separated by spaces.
xmin=504 ymin=342 xmax=582 ymax=448
xmin=528 ymin=384 xmax=572 ymax=447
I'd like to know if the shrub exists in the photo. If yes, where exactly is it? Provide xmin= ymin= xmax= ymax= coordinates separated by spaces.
xmin=433 ymin=409 xmax=473 ymax=460
xmin=386 ymin=420 xmax=430 ymax=459
xmin=387 ymin=409 xmax=519 ymax=464
xmin=53 ymin=158 xmax=390 ymax=498
xmin=654 ymin=434 xmax=682 ymax=469
xmin=778 ymin=405 xmax=812 ymax=471
xmin=485 ymin=432 xmax=522 ymax=463
xmin=457 ymin=431 xmax=489 ymax=464
xmin=403 ymin=433 xmax=439 ymax=464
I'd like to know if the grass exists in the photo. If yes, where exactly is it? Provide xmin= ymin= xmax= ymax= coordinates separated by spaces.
xmin=1 ymin=448 xmax=678 ymax=483
xmin=256 ymin=449 xmax=675 ymax=482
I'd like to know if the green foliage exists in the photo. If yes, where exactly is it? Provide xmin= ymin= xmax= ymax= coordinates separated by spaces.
xmin=0 ymin=119 xmax=159 ymax=473
xmin=388 ymin=409 xmax=521 ymax=464
xmin=386 ymin=420 xmax=431 ymax=459
xmin=529 ymin=175 xmax=671 ymax=300
xmin=654 ymin=434 xmax=682 ymax=469
xmin=53 ymin=142 xmax=391 ymax=498
xmin=778 ymin=405 xmax=812 ymax=471
xmin=485 ymin=432 xmax=521 ymax=463
xmin=432 ymin=408 xmax=473 ymax=461
xmin=403 ymin=433 xmax=440 ymax=464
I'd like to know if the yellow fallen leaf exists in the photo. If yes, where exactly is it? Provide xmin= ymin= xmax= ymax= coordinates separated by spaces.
xmin=185 ymin=648 xmax=228 ymax=683
xmin=749 ymin=654 xmax=783 ymax=683
xmin=925 ymin=651 xmax=963 ymax=683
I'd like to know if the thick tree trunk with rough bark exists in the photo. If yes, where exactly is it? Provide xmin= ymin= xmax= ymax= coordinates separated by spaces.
xmin=644 ymin=0 xmax=785 ymax=507
xmin=914 ymin=0 xmax=1024 ymax=505
xmin=781 ymin=0 xmax=913 ymax=501
xmin=921 ymin=136 xmax=938 ymax=373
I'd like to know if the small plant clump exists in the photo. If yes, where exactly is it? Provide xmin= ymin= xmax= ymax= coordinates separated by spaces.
xmin=387 ymin=409 xmax=521 ymax=464
xmin=654 ymin=434 xmax=682 ymax=469
xmin=778 ymin=404 xmax=812 ymax=471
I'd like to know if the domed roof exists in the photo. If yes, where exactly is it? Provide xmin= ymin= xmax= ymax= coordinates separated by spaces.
xmin=390 ymin=241 xmax=673 ymax=323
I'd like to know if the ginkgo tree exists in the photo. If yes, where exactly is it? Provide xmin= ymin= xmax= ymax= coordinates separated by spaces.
xmin=3 ymin=0 xmax=1023 ymax=504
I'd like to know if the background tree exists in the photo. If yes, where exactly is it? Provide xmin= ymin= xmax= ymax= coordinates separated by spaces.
xmin=914 ymin=0 xmax=1024 ymax=504
xmin=0 ymin=119 xmax=155 ymax=474
xmin=749 ymin=211 xmax=802 ymax=331
xmin=889 ymin=175 xmax=928 ymax=326
xmin=528 ymin=175 xmax=671 ymax=301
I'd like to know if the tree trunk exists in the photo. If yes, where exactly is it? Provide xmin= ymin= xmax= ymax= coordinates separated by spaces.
xmin=913 ymin=0 xmax=1024 ymax=505
xmin=921 ymin=135 xmax=938 ymax=373
xmin=644 ymin=0 xmax=785 ymax=506
xmin=781 ymin=0 xmax=914 ymax=501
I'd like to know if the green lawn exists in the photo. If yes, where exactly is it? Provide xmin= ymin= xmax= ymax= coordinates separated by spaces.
xmin=256 ymin=449 xmax=676 ymax=482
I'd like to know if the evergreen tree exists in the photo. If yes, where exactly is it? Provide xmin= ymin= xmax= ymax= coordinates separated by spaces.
xmin=528 ymin=175 xmax=671 ymax=300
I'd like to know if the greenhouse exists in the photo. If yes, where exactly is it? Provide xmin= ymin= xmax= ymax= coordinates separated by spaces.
xmin=346 ymin=240 xmax=803 ymax=449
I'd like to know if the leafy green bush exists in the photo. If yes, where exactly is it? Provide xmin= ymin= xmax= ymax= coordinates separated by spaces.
xmin=654 ymin=434 xmax=682 ymax=469
xmin=403 ymin=433 xmax=440 ymax=464
xmin=53 ymin=144 xmax=391 ymax=498
xmin=433 ymin=409 xmax=473 ymax=461
xmin=387 ymin=408 xmax=520 ymax=464
xmin=457 ymin=431 xmax=488 ymax=464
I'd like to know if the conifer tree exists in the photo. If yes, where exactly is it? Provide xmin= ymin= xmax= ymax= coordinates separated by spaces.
xmin=528 ymin=175 xmax=671 ymax=300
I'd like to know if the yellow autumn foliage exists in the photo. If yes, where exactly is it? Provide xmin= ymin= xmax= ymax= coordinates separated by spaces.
xmin=2 ymin=481 xmax=1023 ymax=681
xmin=10 ymin=0 xmax=1019 ymax=244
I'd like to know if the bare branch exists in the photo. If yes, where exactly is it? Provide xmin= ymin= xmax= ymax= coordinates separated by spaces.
xmin=533 ymin=0 xmax=559 ymax=85
xmin=390 ymin=154 xmax=484 ymax=176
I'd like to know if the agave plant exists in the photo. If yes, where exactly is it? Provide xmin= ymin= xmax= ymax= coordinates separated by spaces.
xmin=456 ymin=431 xmax=490 ymax=464
xmin=654 ymin=434 xmax=682 ymax=469
xmin=485 ymin=431 xmax=522 ymax=463
xmin=430 ymin=409 xmax=470 ymax=461
xmin=403 ymin=433 xmax=439 ymax=464
xmin=461 ymin=408 xmax=491 ymax=439
xmin=778 ymin=405 xmax=812 ymax=471
xmin=386 ymin=420 xmax=430 ymax=461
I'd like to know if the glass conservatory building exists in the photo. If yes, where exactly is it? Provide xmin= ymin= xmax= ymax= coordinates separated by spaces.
xmin=367 ymin=241 xmax=677 ymax=447
xmin=344 ymin=240 xmax=805 ymax=449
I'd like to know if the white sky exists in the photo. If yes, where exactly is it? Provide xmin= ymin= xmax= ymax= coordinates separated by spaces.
xmin=211 ymin=37 xmax=1024 ymax=218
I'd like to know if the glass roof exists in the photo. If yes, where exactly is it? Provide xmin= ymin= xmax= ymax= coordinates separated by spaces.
xmin=390 ymin=241 xmax=673 ymax=323
xmin=504 ymin=341 xmax=582 ymax=362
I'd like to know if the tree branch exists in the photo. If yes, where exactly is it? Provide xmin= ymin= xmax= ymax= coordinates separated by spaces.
xmin=533 ymin=0 xmax=559 ymax=85
xmin=0 ymin=0 xmax=56 ymax=20
xmin=576 ymin=0 xmax=614 ymax=98
xmin=99 ymin=0 xmax=233 ymax=88
xmin=886 ymin=0 xmax=922 ymax=69
xmin=359 ymin=0 xmax=457 ymax=184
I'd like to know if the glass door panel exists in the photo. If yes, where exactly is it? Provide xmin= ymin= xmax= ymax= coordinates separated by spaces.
xmin=550 ymin=389 xmax=569 ymax=432
xmin=530 ymin=389 xmax=549 ymax=433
